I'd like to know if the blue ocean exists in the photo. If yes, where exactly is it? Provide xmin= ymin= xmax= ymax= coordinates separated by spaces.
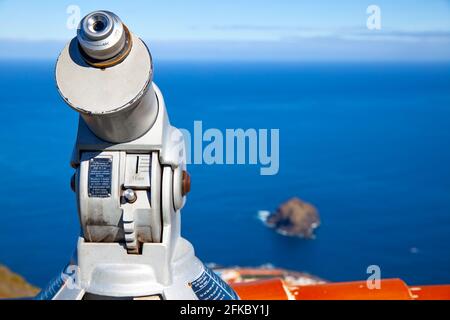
xmin=0 ymin=60 xmax=449 ymax=287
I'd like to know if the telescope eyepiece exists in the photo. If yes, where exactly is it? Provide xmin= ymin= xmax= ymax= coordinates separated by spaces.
xmin=77 ymin=10 xmax=127 ymax=61
xmin=83 ymin=12 xmax=113 ymax=40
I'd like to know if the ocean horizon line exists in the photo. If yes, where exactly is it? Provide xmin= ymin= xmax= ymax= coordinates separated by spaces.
xmin=1 ymin=38 xmax=449 ymax=62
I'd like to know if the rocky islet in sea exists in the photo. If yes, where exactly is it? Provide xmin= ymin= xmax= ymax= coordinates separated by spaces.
xmin=264 ymin=197 xmax=320 ymax=238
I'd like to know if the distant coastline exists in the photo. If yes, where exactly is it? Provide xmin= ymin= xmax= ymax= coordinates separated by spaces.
xmin=0 ymin=264 xmax=39 ymax=299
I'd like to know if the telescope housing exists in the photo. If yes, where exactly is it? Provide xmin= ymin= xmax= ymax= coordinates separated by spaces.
xmin=56 ymin=10 xmax=158 ymax=143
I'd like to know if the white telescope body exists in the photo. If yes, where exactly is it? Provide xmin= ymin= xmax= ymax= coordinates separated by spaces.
xmin=38 ymin=10 xmax=239 ymax=300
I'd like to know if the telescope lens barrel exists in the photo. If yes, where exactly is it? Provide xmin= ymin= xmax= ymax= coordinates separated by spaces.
xmin=56 ymin=10 xmax=157 ymax=143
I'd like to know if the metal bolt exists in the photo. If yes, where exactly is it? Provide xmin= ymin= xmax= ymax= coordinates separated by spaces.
xmin=123 ymin=189 xmax=137 ymax=203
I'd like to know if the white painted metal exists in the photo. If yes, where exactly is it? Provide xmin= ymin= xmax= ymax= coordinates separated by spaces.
xmin=37 ymin=10 xmax=238 ymax=300
xmin=56 ymin=32 xmax=157 ymax=143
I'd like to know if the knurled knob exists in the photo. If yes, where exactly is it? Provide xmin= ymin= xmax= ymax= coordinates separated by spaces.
xmin=182 ymin=170 xmax=191 ymax=196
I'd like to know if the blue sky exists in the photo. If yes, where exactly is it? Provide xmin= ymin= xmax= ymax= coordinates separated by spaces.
xmin=1 ymin=0 xmax=450 ymax=60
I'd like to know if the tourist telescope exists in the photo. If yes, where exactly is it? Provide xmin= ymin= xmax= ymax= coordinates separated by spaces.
xmin=38 ymin=10 xmax=238 ymax=300
xmin=36 ymin=10 xmax=450 ymax=300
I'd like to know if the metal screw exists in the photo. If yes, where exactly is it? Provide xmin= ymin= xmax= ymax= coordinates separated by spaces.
xmin=123 ymin=189 xmax=137 ymax=203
